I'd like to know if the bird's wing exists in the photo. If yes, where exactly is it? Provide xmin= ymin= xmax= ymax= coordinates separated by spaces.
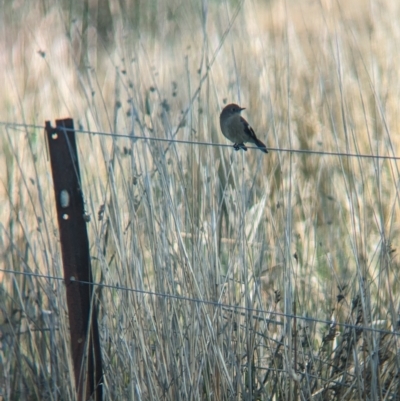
xmin=240 ymin=116 xmax=258 ymax=140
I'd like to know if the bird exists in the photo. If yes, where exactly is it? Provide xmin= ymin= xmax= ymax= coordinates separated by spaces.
xmin=219 ymin=103 xmax=268 ymax=153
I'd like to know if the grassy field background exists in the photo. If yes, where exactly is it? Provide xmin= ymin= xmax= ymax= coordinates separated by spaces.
xmin=1 ymin=0 xmax=400 ymax=399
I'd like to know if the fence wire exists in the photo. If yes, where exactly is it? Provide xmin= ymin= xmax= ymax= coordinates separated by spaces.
xmin=0 ymin=267 xmax=398 ymax=338
xmin=1 ymin=120 xmax=400 ymax=160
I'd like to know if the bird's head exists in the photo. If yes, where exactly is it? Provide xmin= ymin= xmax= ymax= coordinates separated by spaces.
xmin=221 ymin=103 xmax=245 ymax=117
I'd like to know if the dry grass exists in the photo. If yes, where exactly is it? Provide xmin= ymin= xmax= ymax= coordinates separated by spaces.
xmin=1 ymin=0 xmax=400 ymax=399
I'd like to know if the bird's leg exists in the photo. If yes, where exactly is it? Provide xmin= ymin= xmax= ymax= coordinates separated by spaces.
xmin=233 ymin=143 xmax=247 ymax=151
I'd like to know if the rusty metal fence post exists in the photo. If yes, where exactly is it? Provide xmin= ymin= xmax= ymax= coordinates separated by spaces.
xmin=45 ymin=119 xmax=103 ymax=401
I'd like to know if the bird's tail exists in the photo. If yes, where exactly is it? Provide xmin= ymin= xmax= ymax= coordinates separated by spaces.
xmin=255 ymin=139 xmax=268 ymax=153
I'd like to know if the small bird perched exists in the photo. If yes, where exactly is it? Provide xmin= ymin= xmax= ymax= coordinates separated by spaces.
xmin=219 ymin=103 xmax=268 ymax=153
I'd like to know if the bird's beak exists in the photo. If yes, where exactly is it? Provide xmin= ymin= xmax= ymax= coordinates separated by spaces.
xmin=240 ymin=107 xmax=246 ymax=111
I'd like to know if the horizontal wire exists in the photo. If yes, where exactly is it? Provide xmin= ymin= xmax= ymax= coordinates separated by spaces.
xmin=1 ymin=120 xmax=399 ymax=160
xmin=1 ymin=121 xmax=399 ymax=336
xmin=1 ymin=268 xmax=398 ymax=338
